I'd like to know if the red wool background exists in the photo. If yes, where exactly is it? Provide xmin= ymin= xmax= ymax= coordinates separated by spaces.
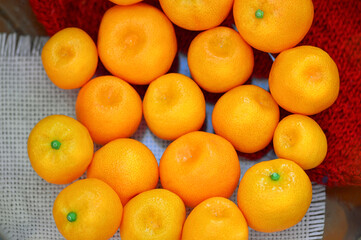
xmin=29 ymin=0 xmax=361 ymax=187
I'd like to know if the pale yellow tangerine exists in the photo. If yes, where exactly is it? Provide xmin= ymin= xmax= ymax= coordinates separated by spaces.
xmin=120 ymin=189 xmax=186 ymax=240
xmin=273 ymin=114 xmax=327 ymax=170
xmin=143 ymin=73 xmax=206 ymax=140
xmin=237 ymin=159 xmax=312 ymax=233
xmin=269 ymin=45 xmax=340 ymax=115
xmin=41 ymin=27 xmax=98 ymax=89
xmin=27 ymin=115 xmax=93 ymax=184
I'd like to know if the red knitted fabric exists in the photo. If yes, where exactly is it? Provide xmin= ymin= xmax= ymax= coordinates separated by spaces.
xmin=29 ymin=0 xmax=361 ymax=187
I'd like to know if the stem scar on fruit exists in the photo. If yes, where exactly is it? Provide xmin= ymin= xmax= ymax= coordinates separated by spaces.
xmin=51 ymin=140 xmax=61 ymax=150
xmin=270 ymin=172 xmax=280 ymax=181
xmin=255 ymin=9 xmax=264 ymax=19
xmin=67 ymin=212 xmax=77 ymax=222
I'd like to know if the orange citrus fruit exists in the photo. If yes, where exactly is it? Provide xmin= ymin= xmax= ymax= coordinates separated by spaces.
xmin=87 ymin=138 xmax=159 ymax=205
xmin=75 ymin=75 xmax=142 ymax=145
xmin=120 ymin=189 xmax=186 ymax=240
xmin=109 ymin=0 xmax=143 ymax=5
xmin=212 ymin=84 xmax=279 ymax=153
xmin=233 ymin=0 xmax=314 ymax=53
xmin=188 ymin=26 xmax=254 ymax=93
xmin=237 ymin=158 xmax=312 ymax=232
xmin=269 ymin=45 xmax=340 ymax=115
xmin=53 ymin=178 xmax=123 ymax=240
xmin=159 ymin=131 xmax=240 ymax=208
xmin=143 ymin=73 xmax=206 ymax=140
xmin=98 ymin=3 xmax=177 ymax=85
xmin=182 ymin=197 xmax=248 ymax=240
xmin=159 ymin=0 xmax=234 ymax=31
xmin=273 ymin=114 xmax=328 ymax=170
xmin=27 ymin=115 xmax=93 ymax=184
xmin=41 ymin=27 xmax=98 ymax=89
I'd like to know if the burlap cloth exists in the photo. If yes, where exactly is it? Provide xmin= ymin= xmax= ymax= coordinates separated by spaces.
xmin=0 ymin=33 xmax=325 ymax=239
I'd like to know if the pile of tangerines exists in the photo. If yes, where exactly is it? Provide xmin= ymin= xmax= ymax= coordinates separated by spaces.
xmin=27 ymin=0 xmax=339 ymax=239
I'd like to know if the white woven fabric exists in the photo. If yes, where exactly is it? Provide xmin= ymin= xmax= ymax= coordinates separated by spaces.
xmin=0 ymin=33 xmax=325 ymax=240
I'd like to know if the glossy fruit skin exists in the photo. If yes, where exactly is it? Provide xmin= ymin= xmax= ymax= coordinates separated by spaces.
xmin=233 ymin=0 xmax=314 ymax=53
xmin=159 ymin=0 xmax=234 ymax=31
xmin=188 ymin=26 xmax=254 ymax=93
xmin=143 ymin=73 xmax=206 ymax=140
xmin=273 ymin=114 xmax=328 ymax=170
xmin=182 ymin=197 xmax=248 ymax=240
xmin=269 ymin=45 xmax=340 ymax=115
xmin=237 ymin=158 xmax=313 ymax=232
xmin=27 ymin=115 xmax=94 ymax=184
xmin=212 ymin=84 xmax=280 ymax=153
xmin=53 ymin=178 xmax=123 ymax=240
xmin=41 ymin=27 xmax=98 ymax=89
xmin=160 ymin=131 xmax=240 ymax=208
xmin=120 ymin=189 xmax=186 ymax=240
xmin=75 ymin=75 xmax=142 ymax=145
xmin=87 ymin=138 xmax=159 ymax=205
xmin=98 ymin=3 xmax=177 ymax=85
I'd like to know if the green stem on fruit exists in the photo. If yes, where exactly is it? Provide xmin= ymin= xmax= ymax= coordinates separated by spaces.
xmin=255 ymin=9 xmax=264 ymax=19
xmin=67 ymin=212 xmax=77 ymax=222
xmin=51 ymin=140 xmax=61 ymax=150
xmin=270 ymin=172 xmax=280 ymax=181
